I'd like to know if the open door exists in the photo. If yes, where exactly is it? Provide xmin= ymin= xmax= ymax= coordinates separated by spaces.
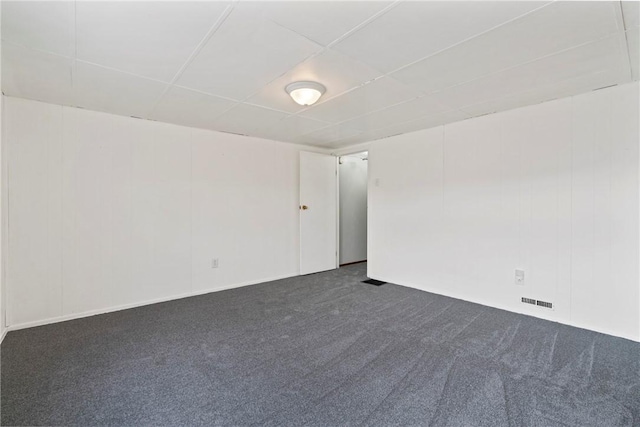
xmin=300 ymin=151 xmax=337 ymax=275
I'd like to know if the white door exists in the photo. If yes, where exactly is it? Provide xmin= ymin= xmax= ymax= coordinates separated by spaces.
xmin=300 ymin=151 xmax=337 ymax=275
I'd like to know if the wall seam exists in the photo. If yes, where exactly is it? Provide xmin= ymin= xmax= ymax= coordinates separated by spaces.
xmin=189 ymin=130 xmax=194 ymax=293
xmin=3 ymin=96 xmax=8 ymax=329
xmin=569 ymin=96 xmax=574 ymax=323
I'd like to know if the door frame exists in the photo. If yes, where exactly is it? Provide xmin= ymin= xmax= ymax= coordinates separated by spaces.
xmin=335 ymin=149 xmax=369 ymax=267
xmin=299 ymin=146 xmax=370 ymax=274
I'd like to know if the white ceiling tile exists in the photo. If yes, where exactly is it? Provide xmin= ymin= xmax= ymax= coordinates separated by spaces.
xmin=622 ymin=1 xmax=640 ymax=28
xmin=627 ymin=27 xmax=640 ymax=80
xmin=2 ymin=0 xmax=75 ymax=56
xmin=210 ymin=103 xmax=289 ymax=139
xmin=357 ymin=110 xmax=471 ymax=143
xmin=218 ymin=109 xmax=331 ymax=143
xmin=299 ymin=77 xmax=418 ymax=123
xmin=2 ymin=43 xmax=74 ymax=105
xmin=267 ymin=115 xmax=332 ymax=142
xmin=239 ymin=1 xmax=392 ymax=46
xmin=76 ymin=1 xmax=229 ymax=82
xmin=332 ymin=1 xmax=547 ymax=74
xmin=246 ymin=49 xmax=382 ymax=114
xmin=328 ymin=133 xmax=376 ymax=148
xmin=340 ymin=95 xmax=452 ymax=132
xmin=432 ymin=35 xmax=628 ymax=110
xmin=293 ymin=123 xmax=363 ymax=146
xmin=151 ymin=86 xmax=237 ymax=131
xmin=460 ymin=69 xmax=628 ymax=118
xmin=177 ymin=8 xmax=322 ymax=101
xmin=327 ymin=133 xmax=374 ymax=148
xmin=74 ymin=61 xmax=169 ymax=119
xmin=392 ymin=1 xmax=622 ymax=94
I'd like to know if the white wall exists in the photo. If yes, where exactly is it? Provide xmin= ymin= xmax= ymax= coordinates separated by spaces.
xmin=4 ymin=96 xmax=322 ymax=329
xmin=339 ymin=155 xmax=367 ymax=265
xmin=0 ymin=3 xmax=4 ymax=342
xmin=368 ymin=82 xmax=640 ymax=341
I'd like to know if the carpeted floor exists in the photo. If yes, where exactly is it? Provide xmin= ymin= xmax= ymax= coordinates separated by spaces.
xmin=2 ymin=263 xmax=639 ymax=426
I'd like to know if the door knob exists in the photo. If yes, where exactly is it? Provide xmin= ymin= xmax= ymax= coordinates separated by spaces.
xmin=300 ymin=205 xmax=309 ymax=210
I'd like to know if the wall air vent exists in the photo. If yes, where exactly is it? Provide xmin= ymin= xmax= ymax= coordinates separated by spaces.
xmin=362 ymin=279 xmax=386 ymax=286
xmin=522 ymin=297 xmax=553 ymax=309
xmin=536 ymin=300 xmax=553 ymax=309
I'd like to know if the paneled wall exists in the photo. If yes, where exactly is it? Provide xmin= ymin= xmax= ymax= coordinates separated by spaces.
xmin=368 ymin=82 xmax=639 ymax=341
xmin=5 ymin=82 xmax=639 ymax=341
xmin=4 ymin=96 xmax=308 ymax=328
xmin=0 ymin=4 xmax=5 ymax=339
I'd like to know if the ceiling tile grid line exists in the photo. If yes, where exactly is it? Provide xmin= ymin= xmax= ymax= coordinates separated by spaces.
xmin=0 ymin=39 xmax=245 ymax=124
xmin=149 ymin=0 xmax=238 ymax=117
xmin=1 ymin=38 xmax=284 ymax=102
xmin=72 ymin=0 xmax=77 ymax=59
xmin=176 ymin=8 xmax=325 ymax=102
xmin=330 ymin=1 xmax=558 ymax=75
xmin=392 ymin=2 xmax=619 ymax=93
xmin=1 ymin=38 xmax=67 ymax=60
xmin=613 ymin=1 xmax=634 ymax=81
xmin=456 ymin=69 xmax=613 ymax=116
xmin=416 ymin=33 xmax=629 ymax=105
xmin=620 ymin=1 xmax=637 ymax=79
xmin=262 ymin=0 xmax=401 ymax=51
xmin=0 ymin=39 xmax=193 ymax=118
xmin=370 ymin=0 xmax=556 ymax=78
xmin=332 ymin=107 xmax=470 ymax=144
xmin=324 ymin=0 xmax=402 ymax=49
xmin=291 ymin=92 xmax=446 ymax=139
xmin=0 ymin=40 xmax=224 ymax=91
xmin=163 ymin=84 xmax=240 ymax=105
xmin=74 ymin=58 xmax=173 ymax=87
xmin=385 ymin=16 xmax=628 ymax=96
xmin=621 ymin=0 xmax=640 ymax=29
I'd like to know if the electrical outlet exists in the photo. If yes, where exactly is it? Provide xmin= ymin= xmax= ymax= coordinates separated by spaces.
xmin=212 ymin=258 xmax=219 ymax=269
xmin=515 ymin=269 xmax=524 ymax=285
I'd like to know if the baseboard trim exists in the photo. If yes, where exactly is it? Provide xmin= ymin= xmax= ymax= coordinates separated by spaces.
xmin=0 ymin=327 xmax=7 ymax=345
xmin=6 ymin=272 xmax=298 ymax=333
xmin=369 ymin=273 xmax=640 ymax=343
xmin=340 ymin=260 xmax=367 ymax=267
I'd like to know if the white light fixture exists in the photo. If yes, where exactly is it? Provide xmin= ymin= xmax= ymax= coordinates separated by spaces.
xmin=285 ymin=81 xmax=326 ymax=106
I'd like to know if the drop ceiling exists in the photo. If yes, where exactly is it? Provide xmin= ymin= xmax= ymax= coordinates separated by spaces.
xmin=2 ymin=1 xmax=638 ymax=148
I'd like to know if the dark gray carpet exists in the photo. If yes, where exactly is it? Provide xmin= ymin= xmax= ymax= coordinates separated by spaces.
xmin=2 ymin=263 xmax=639 ymax=426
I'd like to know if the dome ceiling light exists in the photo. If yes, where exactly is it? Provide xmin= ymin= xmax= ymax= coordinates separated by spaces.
xmin=285 ymin=81 xmax=326 ymax=106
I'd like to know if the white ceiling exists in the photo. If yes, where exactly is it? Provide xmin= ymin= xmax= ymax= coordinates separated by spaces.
xmin=2 ymin=1 xmax=638 ymax=148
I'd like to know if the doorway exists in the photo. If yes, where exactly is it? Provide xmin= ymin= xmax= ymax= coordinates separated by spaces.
xmin=338 ymin=152 xmax=368 ymax=266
